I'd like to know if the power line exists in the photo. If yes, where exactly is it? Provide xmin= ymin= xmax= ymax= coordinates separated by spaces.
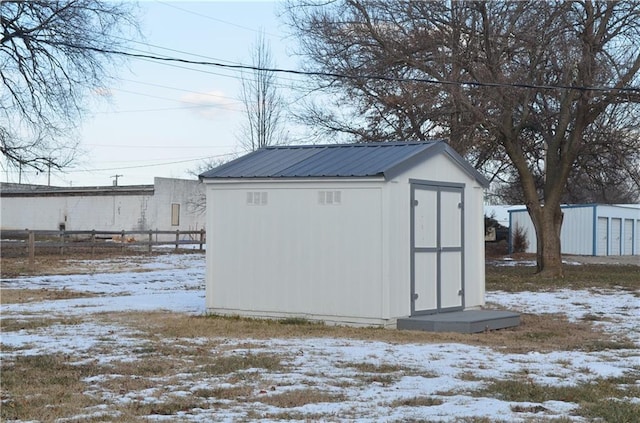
xmin=86 ymin=143 xmax=236 ymax=149
xmin=107 ymin=87 xmax=245 ymax=112
xmin=57 ymin=42 xmax=640 ymax=94
xmin=69 ymin=153 xmax=237 ymax=173
xmin=154 ymin=0 xmax=280 ymax=38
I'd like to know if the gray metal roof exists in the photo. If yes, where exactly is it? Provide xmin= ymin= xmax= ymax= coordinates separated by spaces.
xmin=200 ymin=141 xmax=489 ymax=187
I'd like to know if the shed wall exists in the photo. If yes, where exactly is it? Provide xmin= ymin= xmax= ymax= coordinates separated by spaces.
xmin=206 ymin=181 xmax=386 ymax=325
xmin=372 ymin=152 xmax=486 ymax=320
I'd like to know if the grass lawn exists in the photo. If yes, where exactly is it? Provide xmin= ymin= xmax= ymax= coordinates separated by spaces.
xmin=1 ymin=254 xmax=638 ymax=422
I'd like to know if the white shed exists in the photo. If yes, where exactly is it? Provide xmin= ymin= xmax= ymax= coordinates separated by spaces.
xmin=200 ymin=141 xmax=492 ymax=327
xmin=509 ymin=204 xmax=640 ymax=256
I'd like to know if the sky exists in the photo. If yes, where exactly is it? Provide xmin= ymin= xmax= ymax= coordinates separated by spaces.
xmin=8 ymin=1 xmax=304 ymax=187
xmin=2 ymin=253 xmax=639 ymax=421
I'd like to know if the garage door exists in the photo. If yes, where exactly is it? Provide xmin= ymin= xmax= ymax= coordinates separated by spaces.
xmin=610 ymin=218 xmax=622 ymax=255
xmin=624 ymin=219 xmax=633 ymax=255
xmin=597 ymin=217 xmax=608 ymax=256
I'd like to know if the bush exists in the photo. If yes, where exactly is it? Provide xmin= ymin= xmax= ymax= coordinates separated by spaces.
xmin=512 ymin=223 xmax=529 ymax=253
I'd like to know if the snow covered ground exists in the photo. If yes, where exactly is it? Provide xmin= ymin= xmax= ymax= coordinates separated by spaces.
xmin=1 ymin=253 xmax=639 ymax=422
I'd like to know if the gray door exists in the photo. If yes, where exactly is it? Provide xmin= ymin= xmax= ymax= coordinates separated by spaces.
xmin=411 ymin=183 xmax=464 ymax=315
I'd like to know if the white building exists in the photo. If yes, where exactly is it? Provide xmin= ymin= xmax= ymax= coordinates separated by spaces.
xmin=200 ymin=141 xmax=493 ymax=328
xmin=0 ymin=177 xmax=205 ymax=236
xmin=509 ymin=204 xmax=640 ymax=256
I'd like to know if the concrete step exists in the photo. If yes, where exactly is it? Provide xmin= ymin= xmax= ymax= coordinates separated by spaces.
xmin=397 ymin=310 xmax=520 ymax=334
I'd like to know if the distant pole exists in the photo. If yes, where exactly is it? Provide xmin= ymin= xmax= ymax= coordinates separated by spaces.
xmin=111 ymin=174 xmax=123 ymax=186
xmin=28 ymin=230 xmax=35 ymax=269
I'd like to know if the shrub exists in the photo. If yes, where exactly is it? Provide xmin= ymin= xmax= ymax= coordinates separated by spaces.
xmin=512 ymin=223 xmax=529 ymax=253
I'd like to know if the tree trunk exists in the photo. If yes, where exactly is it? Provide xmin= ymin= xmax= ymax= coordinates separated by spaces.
xmin=532 ymin=204 xmax=564 ymax=278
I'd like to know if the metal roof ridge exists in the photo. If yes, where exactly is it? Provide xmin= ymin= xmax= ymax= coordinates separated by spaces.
xmin=262 ymin=140 xmax=442 ymax=150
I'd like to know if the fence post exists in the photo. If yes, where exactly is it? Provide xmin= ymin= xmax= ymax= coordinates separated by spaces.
xmin=90 ymin=230 xmax=96 ymax=256
xmin=28 ymin=230 xmax=35 ymax=269
xmin=148 ymin=230 xmax=153 ymax=254
xmin=59 ymin=230 xmax=65 ymax=255
xmin=199 ymin=229 xmax=205 ymax=251
xmin=121 ymin=230 xmax=125 ymax=252
xmin=175 ymin=230 xmax=180 ymax=251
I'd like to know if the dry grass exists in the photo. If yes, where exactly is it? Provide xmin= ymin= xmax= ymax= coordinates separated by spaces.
xmin=0 ymin=287 xmax=97 ymax=304
xmin=256 ymin=388 xmax=346 ymax=408
xmin=2 ymin=308 xmax=636 ymax=422
xmin=486 ymin=263 xmax=640 ymax=292
xmin=475 ymin=372 xmax=640 ymax=423
xmin=389 ymin=396 xmax=444 ymax=407
xmin=101 ymin=309 xmax=626 ymax=354
xmin=0 ymin=250 xmax=202 ymax=278
xmin=0 ymin=316 xmax=84 ymax=332
xmin=0 ymin=354 xmax=104 ymax=421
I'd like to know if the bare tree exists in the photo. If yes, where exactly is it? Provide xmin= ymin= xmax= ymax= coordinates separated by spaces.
xmin=0 ymin=0 xmax=138 ymax=176
xmin=285 ymin=0 xmax=640 ymax=277
xmin=238 ymin=31 xmax=287 ymax=152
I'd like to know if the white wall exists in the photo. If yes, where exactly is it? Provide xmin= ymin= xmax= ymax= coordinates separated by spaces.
xmin=509 ymin=204 xmax=640 ymax=256
xmin=206 ymin=180 xmax=386 ymax=325
xmin=386 ymin=153 xmax=486 ymax=315
xmin=0 ymin=178 xmax=205 ymax=237
xmin=151 ymin=177 xmax=206 ymax=232
xmin=1 ymin=194 xmax=150 ymax=231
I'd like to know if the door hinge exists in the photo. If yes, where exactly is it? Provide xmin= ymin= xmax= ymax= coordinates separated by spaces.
xmin=413 ymin=200 xmax=419 ymax=206
xmin=412 ymin=293 xmax=419 ymax=300
xmin=458 ymin=289 xmax=463 ymax=296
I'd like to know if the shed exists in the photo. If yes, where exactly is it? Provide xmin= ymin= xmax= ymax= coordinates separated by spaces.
xmin=509 ymin=204 xmax=640 ymax=256
xmin=200 ymin=141 xmax=518 ymax=331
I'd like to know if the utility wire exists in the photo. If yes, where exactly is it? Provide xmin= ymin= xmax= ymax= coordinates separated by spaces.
xmin=57 ymin=42 xmax=640 ymax=94
xmin=154 ymin=0 xmax=281 ymax=38
xmin=69 ymin=153 xmax=237 ymax=173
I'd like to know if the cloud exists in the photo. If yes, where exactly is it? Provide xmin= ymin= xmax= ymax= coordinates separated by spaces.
xmin=179 ymin=90 xmax=238 ymax=120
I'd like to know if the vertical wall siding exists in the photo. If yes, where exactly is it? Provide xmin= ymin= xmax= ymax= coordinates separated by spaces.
xmin=509 ymin=205 xmax=640 ymax=256
xmin=208 ymin=182 xmax=385 ymax=322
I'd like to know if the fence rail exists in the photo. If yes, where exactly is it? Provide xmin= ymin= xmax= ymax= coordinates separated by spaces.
xmin=1 ymin=229 xmax=206 ymax=266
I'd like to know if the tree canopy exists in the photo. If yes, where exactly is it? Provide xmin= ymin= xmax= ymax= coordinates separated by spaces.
xmin=1 ymin=0 xmax=138 ymax=174
xmin=285 ymin=0 xmax=640 ymax=276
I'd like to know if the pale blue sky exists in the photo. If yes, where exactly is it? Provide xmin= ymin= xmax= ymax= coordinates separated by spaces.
xmin=15 ymin=1 xmax=304 ymax=187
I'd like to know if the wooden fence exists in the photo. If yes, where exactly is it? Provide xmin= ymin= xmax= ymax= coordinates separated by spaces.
xmin=1 ymin=229 xmax=206 ymax=266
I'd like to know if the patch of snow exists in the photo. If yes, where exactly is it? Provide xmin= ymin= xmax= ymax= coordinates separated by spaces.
xmin=2 ymin=253 xmax=638 ymax=422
